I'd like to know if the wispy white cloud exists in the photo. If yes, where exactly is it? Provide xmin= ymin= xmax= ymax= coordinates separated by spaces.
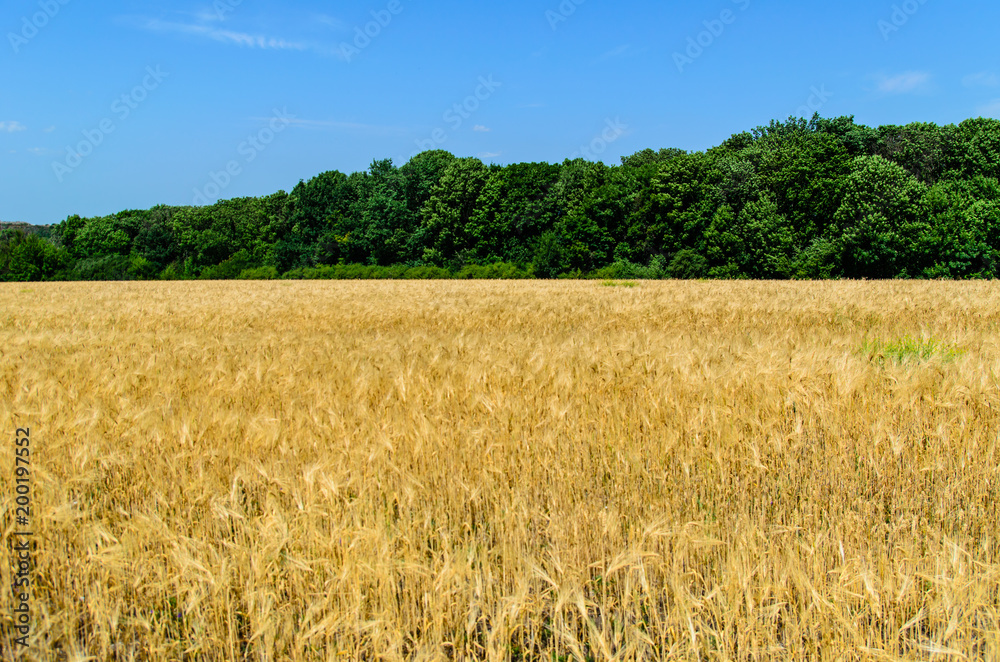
xmin=976 ymin=99 xmax=1000 ymax=117
xmin=877 ymin=71 xmax=930 ymax=94
xmin=473 ymin=125 xmax=491 ymax=132
xmin=193 ymin=9 xmax=223 ymax=23
xmin=44 ymin=126 xmax=56 ymax=133
xmin=0 ymin=121 xmax=27 ymax=132
xmin=478 ymin=151 xmax=502 ymax=159
xmin=138 ymin=18 xmax=309 ymax=51
xmin=599 ymin=44 xmax=631 ymax=61
xmin=128 ymin=14 xmax=353 ymax=59
xmin=964 ymin=71 xmax=1000 ymax=88
xmin=312 ymin=14 xmax=347 ymax=31
xmin=27 ymin=147 xmax=56 ymax=156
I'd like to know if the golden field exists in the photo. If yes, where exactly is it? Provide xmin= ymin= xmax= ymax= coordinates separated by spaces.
xmin=1 ymin=280 xmax=999 ymax=661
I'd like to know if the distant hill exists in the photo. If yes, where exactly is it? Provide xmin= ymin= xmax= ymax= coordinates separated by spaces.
xmin=1 ymin=222 xmax=54 ymax=238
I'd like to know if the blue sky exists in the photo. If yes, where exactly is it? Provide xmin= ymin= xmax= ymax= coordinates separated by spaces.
xmin=2 ymin=0 xmax=999 ymax=225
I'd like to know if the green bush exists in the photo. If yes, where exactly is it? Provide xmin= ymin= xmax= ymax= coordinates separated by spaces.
xmin=589 ymin=255 xmax=668 ymax=280
xmin=792 ymin=239 xmax=840 ymax=280
xmin=280 ymin=263 xmax=532 ymax=280
xmin=403 ymin=266 xmax=452 ymax=279
xmin=71 ymin=255 xmax=132 ymax=281
xmin=0 ymin=229 xmax=71 ymax=281
xmin=237 ymin=266 xmax=279 ymax=280
xmin=127 ymin=254 xmax=158 ymax=280
xmin=199 ymin=250 xmax=256 ymax=280
xmin=455 ymin=262 xmax=533 ymax=279
xmin=666 ymin=250 xmax=709 ymax=279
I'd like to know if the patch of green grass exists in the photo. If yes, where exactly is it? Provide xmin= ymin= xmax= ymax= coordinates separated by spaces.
xmin=601 ymin=280 xmax=638 ymax=288
xmin=861 ymin=335 xmax=965 ymax=364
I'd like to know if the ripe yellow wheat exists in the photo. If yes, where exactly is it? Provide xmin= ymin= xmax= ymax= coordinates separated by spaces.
xmin=1 ymin=280 xmax=998 ymax=661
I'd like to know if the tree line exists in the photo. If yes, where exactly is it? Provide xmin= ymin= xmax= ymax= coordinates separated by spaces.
xmin=3 ymin=114 xmax=999 ymax=282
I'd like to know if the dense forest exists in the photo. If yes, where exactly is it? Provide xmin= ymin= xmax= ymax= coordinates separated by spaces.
xmin=3 ymin=115 xmax=1000 ymax=281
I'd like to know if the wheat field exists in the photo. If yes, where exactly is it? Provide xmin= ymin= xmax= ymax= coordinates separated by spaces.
xmin=1 ymin=280 xmax=999 ymax=661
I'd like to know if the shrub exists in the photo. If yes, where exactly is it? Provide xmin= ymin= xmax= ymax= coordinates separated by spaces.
xmin=792 ymin=239 xmax=840 ymax=280
xmin=590 ymin=255 xmax=669 ymax=280
xmin=403 ymin=266 xmax=452 ymax=280
xmin=237 ymin=266 xmax=279 ymax=280
xmin=71 ymin=254 xmax=132 ymax=281
xmin=455 ymin=262 xmax=533 ymax=279
xmin=666 ymin=249 xmax=709 ymax=279
xmin=199 ymin=250 xmax=256 ymax=280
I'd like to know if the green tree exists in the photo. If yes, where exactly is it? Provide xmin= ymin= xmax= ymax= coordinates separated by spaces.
xmin=359 ymin=159 xmax=414 ymax=265
xmin=874 ymin=122 xmax=954 ymax=183
xmin=620 ymin=147 xmax=686 ymax=169
xmin=0 ymin=229 xmax=71 ymax=281
xmin=945 ymin=117 xmax=1000 ymax=181
xmin=753 ymin=130 xmax=850 ymax=243
xmin=627 ymin=152 xmax=715 ymax=260
xmin=919 ymin=178 xmax=1000 ymax=278
xmin=560 ymin=162 xmax=636 ymax=270
xmin=131 ymin=206 xmax=180 ymax=272
xmin=419 ymin=157 xmax=490 ymax=267
xmin=399 ymin=150 xmax=457 ymax=215
xmin=72 ymin=212 xmax=144 ymax=258
xmin=833 ymin=155 xmax=928 ymax=278
xmin=739 ymin=193 xmax=796 ymax=279
xmin=466 ymin=161 xmax=563 ymax=264
xmin=532 ymin=231 xmax=566 ymax=278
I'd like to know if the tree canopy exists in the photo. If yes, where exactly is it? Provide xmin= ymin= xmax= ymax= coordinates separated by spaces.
xmin=5 ymin=115 xmax=1000 ymax=281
